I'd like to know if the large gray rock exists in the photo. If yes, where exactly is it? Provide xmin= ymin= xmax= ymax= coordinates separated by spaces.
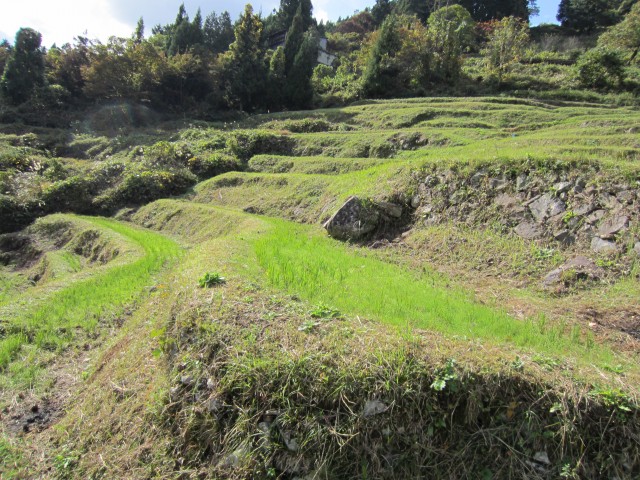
xmin=528 ymin=193 xmax=566 ymax=223
xmin=324 ymin=196 xmax=380 ymax=240
xmin=598 ymin=215 xmax=629 ymax=239
xmin=591 ymin=237 xmax=618 ymax=254
xmin=634 ymin=242 xmax=640 ymax=256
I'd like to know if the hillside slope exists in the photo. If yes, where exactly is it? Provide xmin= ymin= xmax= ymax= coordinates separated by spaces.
xmin=1 ymin=96 xmax=639 ymax=479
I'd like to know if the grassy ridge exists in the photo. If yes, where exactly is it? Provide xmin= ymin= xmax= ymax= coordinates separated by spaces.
xmin=0 ymin=216 xmax=181 ymax=372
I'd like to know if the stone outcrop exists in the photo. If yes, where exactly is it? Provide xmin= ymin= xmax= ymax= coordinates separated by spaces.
xmin=324 ymin=196 xmax=380 ymax=240
xmin=409 ymin=168 xmax=639 ymax=261
xmin=543 ymin=256 xmax=605 ymax=287
xmin=324 ymin=196 xmax=405 ymax=240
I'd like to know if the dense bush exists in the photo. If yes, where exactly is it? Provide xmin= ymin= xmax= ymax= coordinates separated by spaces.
xmin=96 ymin=168 xmax=197 ymax=210
xmin=576 ymin=48 xmax=626 ymax=89
xmin=41 ymin=176 xmax=93 ymax=213
xmin=226 ymin=131 xmax=295 ymax=161
xmin=0 ymin=194 xmax=36 ymax=234
xmin=187 ymin=152 xmax=241 ymax=179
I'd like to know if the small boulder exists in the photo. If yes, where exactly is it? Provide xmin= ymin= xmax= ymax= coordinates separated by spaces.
xmin=634 ymin=242 xmax=640 ymax=256
xmin=585 ymin=209 xmax=606 ymax=225
xmin=543 ymin=256 xmax=604 ymax=286
xmin=324 ymin=196 xmax=380 ymax=240
xmin=616 ymin=190 xmax=635 ymax=204
xmin=495 ymin=193 xmax=519 ymax=208
xmin=553 ymin=229 xmax=575 ymax=245
xmin=600 ymin=192 xmax=621 ymax=210
xmin=573 ymin=202 xmax=596 ymax=216
xmin=489 ymin=176 xmax=508 ymax=190
xmin=514 ymin=221 xmax=543 ymax=240
xmin=516 ymin=174 xmax=529 ymax=191
xmin=363 ymin=400 xmax=388 ymax=418
xmin=591 ymin=237 xmax=618 ymax=255
xmin=375 ymin=200 xmax=403 ymax=219
xmin=598 ymin=215 xmax=628 ymax=239
xmin=529 ymin=194 xmax=566 ymax=223
xmin=553 ymin=181 xmax=572 ymax=194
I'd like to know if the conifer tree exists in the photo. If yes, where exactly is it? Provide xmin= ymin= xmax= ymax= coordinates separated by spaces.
xmin=0 ymin=28 xmax=45 ymax=105
xmin=362 ymin=16 xmax=402 ymax=97
xmin=204 ymin=11 xmax=234 ymax=54
xmin=278 ymin=0 xmax=314 ymax=32
xmin=134 ymin=18 xmax=145 ymax=44
xmin=224 ymin=4 xmax=266 ymax=111
xmin=267 ymin=46 xmax=286 ymax=109
xmin=284 ymin=5 xmax=305 ymax=74
xmin=286 ymin=29 xmax=319 ymax=108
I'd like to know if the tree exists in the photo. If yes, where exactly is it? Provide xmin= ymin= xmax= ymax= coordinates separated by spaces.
xmin=224 ymin=4 xmax=266 ymax=111
xmin=45 ymin=36 xmax=90 ymax=98
xmin=203 ymin=11 xmax=234 ymax=55
xmin=557 ymin=0 xmax=620 ymax=33
xmin=276 ymin=0 xmax=314 ymax=32
xmin=456 ymin=0 xmax=534 ymax=21
xmin=267 ymin=46 xmax=286 ymax=109
xmin=394 ymin=0 xmax=429 ymax=22
xmin=482 ymin=16 xmax=529 ymax=81
xmin=1 ymin=28 xmax=45 ymax=105
xmin=598 ymin=2 xmax=640 ymax=63
xmin=362 ymin=15 xmax=402 ymax=97
xmin=335 ymin=11 xmax=376 ymax=37
xmin=286 ymin=29 xmax=319 ymax=108
xmin=134 ymin=17 xmax=145 ymax=44
xmin=284 ymin=5 xmax=305 ymax=74
xmin=168 ymin=7 xmax=204 ymax=55
xmin=372 ymin=0 xmax=393 ymax=26
xmin=427 ymin=5 xmax=475 ymax=81
xmin=0 ymin=40 xmax=12 ymax=77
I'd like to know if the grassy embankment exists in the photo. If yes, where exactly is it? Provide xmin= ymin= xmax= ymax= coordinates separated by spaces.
xmin=0 ymin=215 xmax=182 ymax=386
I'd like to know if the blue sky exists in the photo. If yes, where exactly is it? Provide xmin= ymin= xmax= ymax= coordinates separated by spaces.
xmin=2 ymin=0 xmax=561 ymax=47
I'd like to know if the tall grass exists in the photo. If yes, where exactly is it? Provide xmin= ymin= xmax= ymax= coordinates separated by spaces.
xmin=253 ymin=221 xmax=614 ymax=364
xmin=0 ymin=217 xmax=181 ymax=370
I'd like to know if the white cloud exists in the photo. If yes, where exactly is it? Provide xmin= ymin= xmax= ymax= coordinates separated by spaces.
xmin=2 ymin=0 xmax=134 ymax=47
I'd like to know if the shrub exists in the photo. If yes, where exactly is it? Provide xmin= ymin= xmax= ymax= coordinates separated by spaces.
xmin=143 ymin=141 xmax=192 ymax=169
xmin=226 ymin=131 xmax=294 ymax=161
xmin=576 ymin=48 xmax=626 ymax=89
xmin=0 ymin=194 xmax=35 ymax=233
xmin=187 ymin=152 xmax=240 ymax=179
xmin=94 ymin=168 xmax=197 ymax=212
xmin=41 ymin=176 xmax=93 ymax=213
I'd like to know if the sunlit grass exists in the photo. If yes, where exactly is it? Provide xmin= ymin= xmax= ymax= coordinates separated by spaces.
xmin=253 ymin=220 xmax=616 ymax=365
xmin=0 ymin=216 xmax=181 ymax=371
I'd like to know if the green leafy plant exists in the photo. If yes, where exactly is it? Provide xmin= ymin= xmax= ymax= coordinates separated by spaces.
xmin=298 ymin=319 xmax=321 ymax=332
xmin=309 ymin=304 xmax=342 ymax=319
xmin=562 ymin=210 xmax=576 ymax=224
xmin=430 ymin=358 xmax=458 ymax=392
xmin=198 ymin=272 xmax=226 ymax=288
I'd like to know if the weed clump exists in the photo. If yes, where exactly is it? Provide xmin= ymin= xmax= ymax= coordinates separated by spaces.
xmin=199 ymin=272 xmax=226 ymax=288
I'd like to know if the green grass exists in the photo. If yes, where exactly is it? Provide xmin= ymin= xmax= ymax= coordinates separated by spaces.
xmin=253 ymin=219 xmax=617 ymax=365
xmin=0 ymin=216 xmax=181 ymax=375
